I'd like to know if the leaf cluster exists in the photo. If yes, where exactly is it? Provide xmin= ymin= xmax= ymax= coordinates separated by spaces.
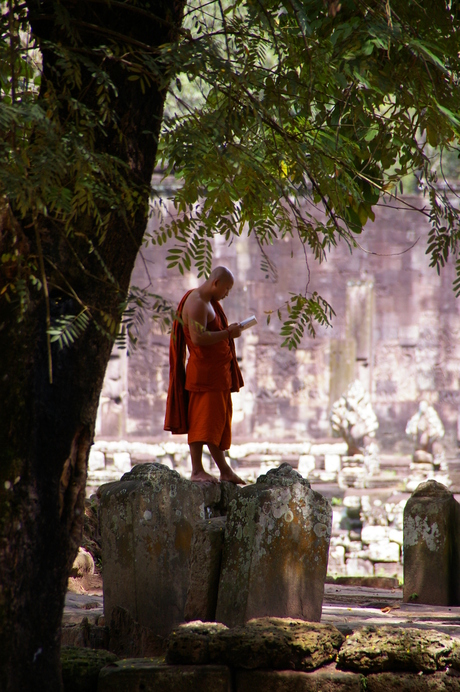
xmin=156 ymin=0 xmax=460 ymax=339
xmin=280 ymin=292 xmax=336 ymax=349
xmin=0 ymin=0 xmax=171 ymax=355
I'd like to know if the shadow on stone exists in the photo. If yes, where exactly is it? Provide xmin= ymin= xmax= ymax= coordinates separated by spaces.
xmin=109 ymin=606 xmax=166 ymax=657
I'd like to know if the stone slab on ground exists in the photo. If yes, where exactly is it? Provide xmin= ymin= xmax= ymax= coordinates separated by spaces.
xmin=61 ymin=582 xmax=460 ymax=643
xmin=321 ymin=604 xmax=460 ymax=639
xmin=323 ymin=583 xmax=403 ymax=607
xmin=97 ymin=661 xmax=232 ymax=692
xmin=63 ymin=583 xmax=460 ymax=643
xmin=63 ymin=592 xmax=104 ymax=626
xmin=321 ymin=585 xmax=460 ymax=638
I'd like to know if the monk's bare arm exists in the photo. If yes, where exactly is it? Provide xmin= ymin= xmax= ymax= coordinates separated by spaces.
xmin=186 ymin=300 xmax=241 ymax=346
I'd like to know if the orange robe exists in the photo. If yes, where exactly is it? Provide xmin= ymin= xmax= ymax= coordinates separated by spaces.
xmin=164 ymin=292 xmax=243 ymax=449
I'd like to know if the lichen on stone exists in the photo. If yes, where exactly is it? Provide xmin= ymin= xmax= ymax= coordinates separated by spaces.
xmin=256 ymin=462 xmax=311 ymax=488
xmin=404 ymin=514 xmax=442 ymax=551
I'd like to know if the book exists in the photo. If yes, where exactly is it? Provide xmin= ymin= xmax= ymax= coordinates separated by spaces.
xmin=239 ymin=315 xmax=257 ymax=331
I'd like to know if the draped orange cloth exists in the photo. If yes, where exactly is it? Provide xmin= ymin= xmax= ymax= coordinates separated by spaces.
xmin=164 ymin=291 xmax=243 ymax=436
xmin=187 ymin=390 xmax=233 ymax=450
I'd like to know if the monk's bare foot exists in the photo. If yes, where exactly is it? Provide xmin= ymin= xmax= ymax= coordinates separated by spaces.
xmin=190 ymin=470 xmax=219 ymax=483
xmin=220 ymin=469 xmax=246 ymax=485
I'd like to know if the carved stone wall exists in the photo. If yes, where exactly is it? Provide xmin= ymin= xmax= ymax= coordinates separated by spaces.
xmin=100 ymin=193 xmax=460 ymax=452
xmin=95 ymin=346 xmax=128 ymax=438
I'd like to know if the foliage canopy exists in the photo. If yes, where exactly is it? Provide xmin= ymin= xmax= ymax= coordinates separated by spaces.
xmin=2 ymin=0 xmax=460 ymax=349
xmin=157 ymin=0 xmax=460 ymax=345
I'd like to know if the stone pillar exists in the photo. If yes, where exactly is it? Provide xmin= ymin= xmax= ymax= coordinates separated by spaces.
xmin=215 ymin=463 xmax=332 ymax=626
xmin=184 ymin=516 xmax=227 ymax=622
xmin=99 ymin=463 xmax=223 ymax=639
xmin=329 ymin=338 xmax=356 ymax=413
xmin=345 ymin=279 xmax=374 ymax=392
xmin=403 ymin=480 xmax=460 ymax=606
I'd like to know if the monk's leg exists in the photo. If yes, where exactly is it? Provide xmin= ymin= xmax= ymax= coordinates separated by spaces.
xmin=189 ymin=441 xmax=218 ymax=482
xmin=207 ymin=443 xmax=245 ymax=485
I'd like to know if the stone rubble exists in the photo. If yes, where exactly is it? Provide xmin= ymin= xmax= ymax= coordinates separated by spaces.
xmin=93 ymin=617 xmax=460 ymax=691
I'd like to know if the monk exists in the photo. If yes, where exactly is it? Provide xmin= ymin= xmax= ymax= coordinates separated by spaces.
xmin=164 ymin=266 xmax=246 ymax=484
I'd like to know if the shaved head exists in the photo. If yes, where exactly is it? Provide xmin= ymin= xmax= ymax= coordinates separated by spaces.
xmin=206 ymin=266 xmax=234 ymax=301
xmin=210 ymin=266 xmax=234 ymax=283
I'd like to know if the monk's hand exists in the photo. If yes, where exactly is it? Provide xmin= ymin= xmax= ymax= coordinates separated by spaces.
xmin=227 ymin=323 xmax=242 ymax=339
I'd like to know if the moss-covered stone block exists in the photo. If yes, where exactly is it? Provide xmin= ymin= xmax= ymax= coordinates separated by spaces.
xmin=61 ymin=645 xmax=117 ymax=692
xmin=337 ymin=626 xmax=455 ymax=674
xmin=97 ymin=659 xmax=231 ymax=692
xmin=167 ymin=617 xmax=344 ymax=671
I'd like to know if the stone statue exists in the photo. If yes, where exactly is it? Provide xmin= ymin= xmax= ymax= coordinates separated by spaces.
xmin=330 ymin=380 xmax=379 ymax=489
xmin=405 ymin=401 xmax=449 ymax=492
xmin=330 ymin=380 xmax=379 ymax=456
xmin=405 ymin=401 xmax=444 ymax=464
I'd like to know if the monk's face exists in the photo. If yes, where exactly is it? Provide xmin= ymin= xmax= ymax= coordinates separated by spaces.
xmin=214 ymin=277 xmax=233 ymax=301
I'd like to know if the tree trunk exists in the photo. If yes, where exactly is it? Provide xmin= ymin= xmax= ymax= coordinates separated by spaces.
xmin=0 ymin=1 xmax=185 ymax=689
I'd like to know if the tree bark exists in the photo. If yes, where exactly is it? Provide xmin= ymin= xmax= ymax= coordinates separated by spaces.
xmin=0 ymin=1 xmax=185 ymax=689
